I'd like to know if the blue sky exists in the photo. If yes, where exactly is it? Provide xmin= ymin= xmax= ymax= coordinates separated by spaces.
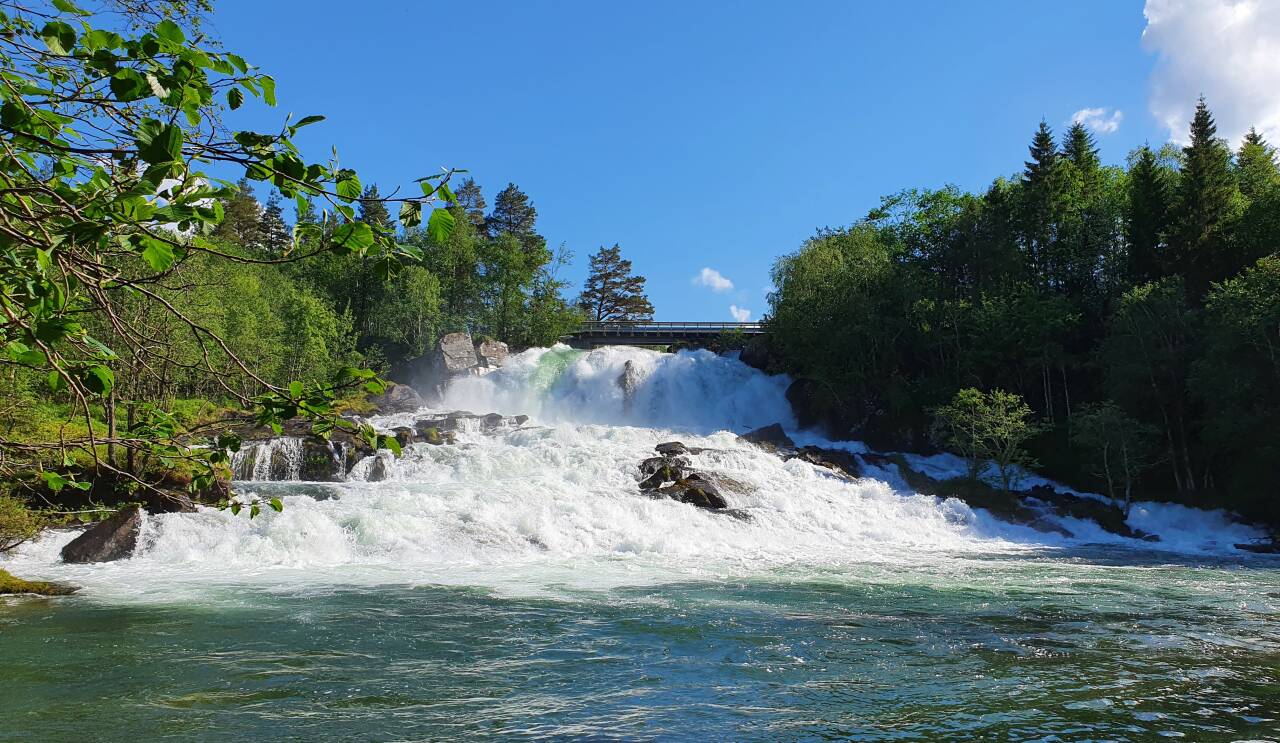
xmin=210 ymin=0 xmax=1276 ymax=321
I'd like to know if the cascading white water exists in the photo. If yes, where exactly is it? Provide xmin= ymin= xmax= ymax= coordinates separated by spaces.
xmin=230 ymin=436 xmax=306 ymax=481
xmin=3 ymin=344 xmax=1267 ymax=597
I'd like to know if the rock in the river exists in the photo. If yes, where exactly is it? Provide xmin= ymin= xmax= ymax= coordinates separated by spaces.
xmin=477 ymin=339 xmax=509 ymax=368
xmin=61 ymin=505 xmax=143 ymax=563
xmin=738 ymin=423 xmax=794 ymax=450
xmin=655 ymin=473 xmax=728 ymax=510
xmin=299 ymin=438 xmax=343 ymax=482
xmin=786 ymin=446 xmax=861 ymax=479
xmin=655 ymin=441 xmax=690 ymax=456
xmin=366 ymin=456 xmax=389 ymax=482
xmin=617 ymin=359 xmax=645 ymax=410
xmin=369 ymin=382 xmax=425 ymax=414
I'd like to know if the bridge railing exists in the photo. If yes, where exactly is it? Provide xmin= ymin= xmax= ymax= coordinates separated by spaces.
xmin=572 ymin=321 xmax=763 ymax=334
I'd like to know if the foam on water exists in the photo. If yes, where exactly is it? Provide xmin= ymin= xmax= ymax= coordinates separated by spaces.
xmin=2 ymin=345 xmax=1270 ymax=600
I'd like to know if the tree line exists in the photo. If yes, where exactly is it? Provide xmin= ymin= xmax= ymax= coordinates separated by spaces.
xmin=767 ymin=100 xmax=1280 ymax=526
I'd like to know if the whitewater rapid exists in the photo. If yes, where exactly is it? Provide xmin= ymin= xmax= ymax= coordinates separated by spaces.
xmin=3 ymin=345 xmax=1268 ymax=600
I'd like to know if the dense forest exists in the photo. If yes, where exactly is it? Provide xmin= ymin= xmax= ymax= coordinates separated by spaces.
xmin=766 ymin=101 xmax=1280 ymax=526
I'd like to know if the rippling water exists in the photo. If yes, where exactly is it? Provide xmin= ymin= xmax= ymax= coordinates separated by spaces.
xmin=4 ymin=551 xmax=1277 ymax=741
xmin=3 ymin=347 xmax=1278 ymax=740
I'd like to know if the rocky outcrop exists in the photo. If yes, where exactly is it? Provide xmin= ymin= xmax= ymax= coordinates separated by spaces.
xmin=61 ymin=505 xmax=143 ymax=563
xmin=739 ymin=336 xmax=779 ymax=374
xmin=785 ymin=446 xmax=861 ymax=479
xmin=477 ymin=340 xmax=509 ymax=368
xmin=369 ymin=382 xmax=425 ymax=414
xmin=437 ymin=331 xmax=481 ymax=375
xmin=738 ymin=423 xmax=795 ymax=450
xmin=0 ymin=568 xmax=77 ymax=596
xmin=617 ymin=360 xmax=645 ymax=410
xmin=637 ymin=442 xmax=729 ymax=511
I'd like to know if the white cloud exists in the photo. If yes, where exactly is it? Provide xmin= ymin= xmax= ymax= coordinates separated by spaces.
xmin=693 ymin=267 xmax=734 ymax=293
xmin=1071 ymin=107 xmax=1124 ymax=134
xmin=729 ymin=305 xmax=751 ymax=322
xmin=1143 ymin=0 xmax=1280 ymax=145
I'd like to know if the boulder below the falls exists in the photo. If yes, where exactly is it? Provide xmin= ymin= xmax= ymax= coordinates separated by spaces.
xmin=654 ymin=473 xmax=728 ymax=510
xmin=738 ymin=423 xmax=794 ymax=450
xmin=61 ymin=505 xmax=143 ymax=563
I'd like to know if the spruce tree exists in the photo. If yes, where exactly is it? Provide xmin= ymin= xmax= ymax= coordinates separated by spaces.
xmin=1126 ymin=145 xmax=1171 ymax=284
xmin=358 ymin=184 xmax=395 ymax=233
xmin=260 ymin=190 xmax=291 ymax=255
xmin=212 ymin=177 xmax=264 ymax=250
xmin=577 ymin=244 xmax=655 ymax=321
xmin=1235 ymin=127 xmax=1279 ymax=201
xmin=1021 ymin=121 xmax=1061 ymax=285
xmin=1175 ymin=97 xmax=1241 ymax=295
xmin=454 ymin=178 xmax=487 ymax=231
xmin=1062 ymin=122 xmax=1102 ymax=198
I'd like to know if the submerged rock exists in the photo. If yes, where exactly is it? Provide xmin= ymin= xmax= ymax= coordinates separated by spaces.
xmin=654 ymin=473 xmax=728 ymax=510
xmin=61 ymin=505 xmax=143 ymax=563
xmin=738 ymin=423 xmax=794 ymax=450
xmin=0 ymin=568 xmax=77 ymax=596
xmin=785 ymin=446 xmax=861 ymax=479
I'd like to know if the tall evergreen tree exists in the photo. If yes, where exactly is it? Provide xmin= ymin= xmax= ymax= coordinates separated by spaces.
xmin=260 ymin=190 xmax=291 ymax=256
xmin=212 ymin=177 xmax=264 ymax=250
xmin=1021 ymin=121 xmax=1061 ymax=284
xmin=1126 ymin=145 xmax=1171 ymax=284
xmin=454 ymin=178 xmax=488 ymax=231
xmin=358 ymin=184 xmax=395 ymax=233
xmin=1235 ymin=127 xmax=1279 ymax=201
xmin=577 ymin=244 xmax=655 ymax=321
xmin=486 ymin=183 xmax=543 ymax=253
xmin=1174 ymin=97 xmax=1241 ymax=296
xmin=1062 ymin=122 xmax=1101 ymax=192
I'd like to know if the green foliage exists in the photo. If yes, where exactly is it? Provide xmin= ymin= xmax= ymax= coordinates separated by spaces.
xmin=1071 ymin=402 xmax=1160 ymax=513
xmin=766 ymin=96 xmax=1280 ymax=524
xmin=578 ymin=244 xmax=655 ymax=322
xmin=0 ymin=493 xmax=52 ymax=553
xmin=933 ymin=388 xmax=1039 ymax=493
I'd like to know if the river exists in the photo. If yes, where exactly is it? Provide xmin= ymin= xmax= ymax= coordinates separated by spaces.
xmin=2 ymin=346 xmax=1277 ymax=741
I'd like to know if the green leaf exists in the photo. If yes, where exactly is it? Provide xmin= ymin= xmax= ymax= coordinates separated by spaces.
xmin=226 ymin=87 xmax=244 ymax=110
xmin=140 ymin=238 xmax=175 ymax=271
xmin=52 ymin=0 xmax=91 ymax=15
xmin=330 ymin=222 xmax=375 ymax=253
xmin=427 ymin=207 xmax=456 ymax=243
xmin=138 ymin=122 xmax=183 ymax=165
xmin=258 ymin=75 xmax=277 ymax=105
xmin=110 ymin=70 xmax=149 ymax=102
xmin=335 ymin=170 xmax=361 ymax=201
xmin=80 ymin=365 xmax=114 ymax=396
xmin=250 ymin=503 xmax=261 ymax=519
xmin=399 ymin=201 xmax=422 ymax=228
xmin=40 ymin=21 xmax=76 ymax=55
xmin=230 ymin=502 xmax=242 ymax=516
xmin=47 ymin=371 xmax=66 ymax=392
xmin=41 ymin=472 xmax=68 ymax=492
xmin=154 ymin=19 xmax=185 ymax=44
xmin=269 ymin=498 xmax=283 ymax=513
xmin=288 ymin=380 xmax=303 ymax=398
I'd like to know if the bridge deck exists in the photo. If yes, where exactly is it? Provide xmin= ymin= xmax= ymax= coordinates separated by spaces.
xmin=564 ymin=321 xmax=763 ymax=347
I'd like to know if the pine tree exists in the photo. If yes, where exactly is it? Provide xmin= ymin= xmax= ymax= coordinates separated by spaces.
xmin=260 ymin=190 xmax=291 ymax=255
xmin=1175 ymin=97 xmax=1241 ymax=295
xmin=1021 ymin=121 xmax=1061 ymax=285
xmin=577 ymin=244 xmax=655 ymax=321
xmin=1126 ymin=145 xmax=1171 ymax=284
xmin=486 ymin=183 xmax=543 ymax=253
xmin=454 ymin=178 xmax=487 ymax=231
xmin=1235 ymin=127 xmax=1279 ymax=201
xmin=212 ymin=177 xmax=264 ymax=250
xmin=358 ymin=184 xmax=395 ymax=233
xmin=1062 ymin=122 xmax=1101 ymax=190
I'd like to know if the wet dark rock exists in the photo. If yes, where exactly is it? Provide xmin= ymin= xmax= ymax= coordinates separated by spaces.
xmin=739 ymin=336 xmax=779 ymax=374
xmin=393 ymin=427 xmax=416 ymax=448
xmin=61 ymin=505 xmax=143 ymax=563
xmin=655 ymin=441 xmax=690 ymax=456
xmin=299 ymin=438 xmax=343 ymax=482
xmin=366 ymin=457 xmax=389 ymax=483
xmin=785 ymin=446 xmax=861 ymax=479
xmin=655 ymin=473 xmax=728 ymax=510
xmin=639 ymin=455 xmax=691 ymax=479
xmin=738 ymin=423 xmax=794 ymax=450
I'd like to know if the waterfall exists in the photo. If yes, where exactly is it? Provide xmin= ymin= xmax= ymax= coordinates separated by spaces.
xmin=231 ymin=437 xmax=306 ymax=481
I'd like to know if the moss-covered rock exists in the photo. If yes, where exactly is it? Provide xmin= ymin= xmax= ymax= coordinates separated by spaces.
xmin=0 ymin=568 xmax=76 ymax=596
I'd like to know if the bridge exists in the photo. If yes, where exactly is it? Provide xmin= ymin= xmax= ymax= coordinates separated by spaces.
xmin=563 ymin=321 xmax=764 ymax=349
